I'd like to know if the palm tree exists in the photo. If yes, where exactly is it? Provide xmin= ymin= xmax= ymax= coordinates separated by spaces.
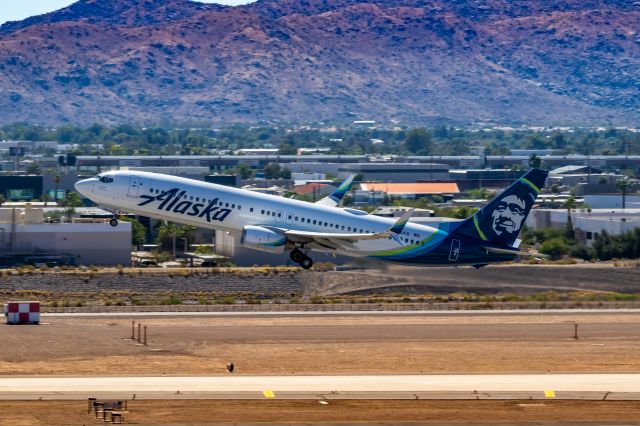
xmin=616 ymin=177 xmax=630 ymax=210
xmin=53 ymin=174 xmax=61 ymax=201
xmin=564 ymin=196 xmax=576 ymax=240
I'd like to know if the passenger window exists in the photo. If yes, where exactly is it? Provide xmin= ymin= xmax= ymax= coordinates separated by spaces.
xmin=348 ymin=227 xmax=351 ymax=231
xmin=313 ymin=220 xmax=317 ymax=225
xmin=278 ymin=213 xmax=282 ymax=218
xmin=295 ymin=216 xmax=299 ymax=221
xmin=250 ymin=208 xmax=254 ymax=212
xmin=232 ymin=204 xmax=235 ymax=209
xmin=261 ymin=210 xmax=265 ymax=214
xmin=307 ymin=219 xmax=311 ymax=223
xmin=238 ymin=206 xmax=241 ymax=210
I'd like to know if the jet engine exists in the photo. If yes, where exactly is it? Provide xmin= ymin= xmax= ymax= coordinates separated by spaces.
xmin=240 ymin=225 xmax=287 ymax=254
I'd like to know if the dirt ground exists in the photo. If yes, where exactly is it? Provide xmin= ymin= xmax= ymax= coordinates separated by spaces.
xmin=3 ymin=312 xmax=640 ymax=425
xmin=1 ymin=400 xmax=640 ymax=425
xmin=1 ymin=313 xmax=640 ymax=375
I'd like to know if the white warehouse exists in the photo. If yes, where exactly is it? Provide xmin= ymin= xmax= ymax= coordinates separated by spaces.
xmin=0 ymin=206 xmax=131 ymax=266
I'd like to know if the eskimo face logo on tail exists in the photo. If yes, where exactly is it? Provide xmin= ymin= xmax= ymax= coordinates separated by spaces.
xmin=138 ymin=188 xmax=231 ymax=223
xmin=490 ymin=194 xmax=526 ymax=236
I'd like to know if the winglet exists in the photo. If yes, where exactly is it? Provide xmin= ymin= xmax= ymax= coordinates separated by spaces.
xmin=389 ymin=209 xmax=413 ymax=234
xmin=315 ymin=175 xmax=356 ymax=207
xmin=387 ymin=209 xmax=413 ymax=246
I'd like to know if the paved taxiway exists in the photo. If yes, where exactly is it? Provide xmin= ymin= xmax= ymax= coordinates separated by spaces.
xmin=1 ymin=374 xmax=639 ymax=400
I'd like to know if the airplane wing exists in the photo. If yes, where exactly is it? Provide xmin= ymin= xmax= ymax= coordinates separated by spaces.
xmin=284 ymin=209 xmax=413 ymax=249
xmin=315 ymin=175 xmax=356 ymax=207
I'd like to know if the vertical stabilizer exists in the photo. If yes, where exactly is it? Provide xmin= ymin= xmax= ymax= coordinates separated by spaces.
xmin=452 ymin=169 xmax=548 ymax=247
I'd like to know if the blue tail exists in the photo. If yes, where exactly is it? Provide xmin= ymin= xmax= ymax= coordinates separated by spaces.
xmin=451 ymin=169 xmax=548 ymax=247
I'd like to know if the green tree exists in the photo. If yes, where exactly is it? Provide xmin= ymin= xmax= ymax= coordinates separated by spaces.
xmin=235 ymin=163 xmax=254 ymax=179
xmin=157 ymin=222 xmax=197 ymax=256
xmin=53 ymin=174 xmax=61 ymax=200
xmin=279 ymin=166 xmax=292 ymax=179
xmin=564 ymin=196 xmax=576 ymax=240
xmin=157 ymin=222 xmax=179 ymax=256
xmin=278 ymin=143 xmax=296 ymax=155
xmin=25 ymin=162 xmax=41 ymax=175
xmin=59 ymin=191 xmax=83 ymax=219
xmin=60 ymin=191 xmax=83 ymax=208
xmin=264 ymin=163 xmax=282 ymax=179
xmin=120 ymin=217 xmax=147 ymax=248
xmin=405 ymin=128 xmax=431 ymax=154
xmin=528 ymin=154 xmax=542 ymax=169
xmin=539 ymin=237 xmax=570 ymax=259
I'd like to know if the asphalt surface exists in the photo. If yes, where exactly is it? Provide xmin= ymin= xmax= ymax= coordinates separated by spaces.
xmin=42 ymin=308 xmax=640 ymax=317
xmin=1 ymin=374 xmax=639 ymax=400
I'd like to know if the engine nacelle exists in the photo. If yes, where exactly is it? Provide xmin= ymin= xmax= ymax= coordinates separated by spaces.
xmin=240 ymin=225 xmax=287 ymax=254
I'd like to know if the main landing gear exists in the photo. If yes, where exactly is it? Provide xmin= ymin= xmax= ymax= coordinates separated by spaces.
xmin=290 ymin=248 xmax=313 ymax=269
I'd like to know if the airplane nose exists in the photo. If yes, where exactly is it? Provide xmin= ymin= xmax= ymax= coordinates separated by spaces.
xmin=74 ymin=179 xmax=92 ymax=196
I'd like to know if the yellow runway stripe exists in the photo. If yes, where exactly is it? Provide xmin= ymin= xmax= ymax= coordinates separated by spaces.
xmin=544 ymin=390 xmax=556 ymax=398
xmin=263 ymin=390 xmax=275 ymax=398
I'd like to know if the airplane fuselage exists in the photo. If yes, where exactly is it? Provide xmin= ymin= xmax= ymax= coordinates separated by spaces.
xmin=76 ymin=171 xmax=516 ymax=266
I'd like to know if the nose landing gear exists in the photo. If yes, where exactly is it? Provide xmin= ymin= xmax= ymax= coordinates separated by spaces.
xmin=109 ymin=210 xmax=121 ymax=227
xmin=290 ymin=248 xmax=313 ymax=269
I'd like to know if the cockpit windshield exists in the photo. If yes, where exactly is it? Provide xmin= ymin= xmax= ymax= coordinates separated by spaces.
xmin=94 ymin=175 xmax=114 ymax=183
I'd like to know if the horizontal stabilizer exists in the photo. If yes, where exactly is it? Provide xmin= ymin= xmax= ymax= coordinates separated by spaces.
xmin=484 ymin=246 xmax=549 ymax=258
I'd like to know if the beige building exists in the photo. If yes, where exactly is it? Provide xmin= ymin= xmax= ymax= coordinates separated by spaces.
xmin=0 ymin=206 xmax=131 ymax=266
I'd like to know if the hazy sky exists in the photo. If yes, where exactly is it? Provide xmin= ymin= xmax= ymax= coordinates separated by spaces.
xmin=0 ymin=0 xmax=256 ymax=26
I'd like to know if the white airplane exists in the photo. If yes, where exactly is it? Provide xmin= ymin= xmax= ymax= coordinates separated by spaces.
xmin=74 ymin=169 xmax=547 ymax=268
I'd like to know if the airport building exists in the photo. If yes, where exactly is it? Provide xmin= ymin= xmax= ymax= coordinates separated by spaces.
xmin=358 ymin=182 xmax=460 ymax=200
xmin=0 ymin=175 xmax=43 ymax=201
xmin=526 ymin=208 xmax=640 ymax=246
xmin=23 ymin=154 xmax=640 ymax=175
xmin=0 ymin=205 xmax=131 ymax=266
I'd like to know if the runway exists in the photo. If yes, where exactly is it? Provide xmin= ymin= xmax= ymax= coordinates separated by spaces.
xmin=1 ymin=374 xmax=639 ymax=400
xmin=41 ymin=308 xmax=640 ymax=317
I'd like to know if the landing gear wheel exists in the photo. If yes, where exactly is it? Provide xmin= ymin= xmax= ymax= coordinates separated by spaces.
xmin=290 ymin=248 xmax=305 ymax=263
xmin=299 ymin=256 xmax=313 ymax=270
xmin=109 ymin=218 xmax=119 ymax=227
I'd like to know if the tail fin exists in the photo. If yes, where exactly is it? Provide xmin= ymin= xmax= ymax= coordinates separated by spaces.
xmin=452 ymin=169 xmax=548 ymax=247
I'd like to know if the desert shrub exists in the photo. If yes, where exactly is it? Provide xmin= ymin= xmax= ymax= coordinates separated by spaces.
xmin=539 ymin=238 xmax=569 ymax=259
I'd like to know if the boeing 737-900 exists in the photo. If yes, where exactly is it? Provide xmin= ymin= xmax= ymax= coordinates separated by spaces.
xmin=74 ymin=169 xmax=548 ymax=269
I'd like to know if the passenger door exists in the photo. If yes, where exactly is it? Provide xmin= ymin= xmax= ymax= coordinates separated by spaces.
xmin=127 ymin=175 xmax=141 ymax=198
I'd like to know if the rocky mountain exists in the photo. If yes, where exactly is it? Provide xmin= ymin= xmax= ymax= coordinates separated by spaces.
xmin=0 ymin=0 xmax=638 ymax=125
